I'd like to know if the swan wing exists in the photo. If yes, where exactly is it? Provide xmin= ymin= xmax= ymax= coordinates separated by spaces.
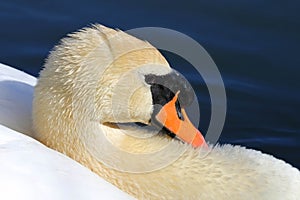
xmin=0 ymin=63 xmax=134 ymax=200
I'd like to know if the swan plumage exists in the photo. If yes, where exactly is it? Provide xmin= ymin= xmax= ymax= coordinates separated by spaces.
xmin=0 ymin=63 xmax=133 ymax=200
xmin=31 ymin=25 xmax=300 ymax=199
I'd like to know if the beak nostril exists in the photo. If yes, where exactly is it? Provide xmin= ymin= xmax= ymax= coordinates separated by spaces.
xmin=175 ymin=99 xmax=184 ymax=121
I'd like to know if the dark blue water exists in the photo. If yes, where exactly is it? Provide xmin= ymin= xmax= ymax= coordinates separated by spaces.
xmin=1 ymin=0 xmax=299 ymax=169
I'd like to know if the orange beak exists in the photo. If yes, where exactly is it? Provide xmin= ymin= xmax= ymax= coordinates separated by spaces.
xmin=155 ymin=92 xmax=208 ymax=148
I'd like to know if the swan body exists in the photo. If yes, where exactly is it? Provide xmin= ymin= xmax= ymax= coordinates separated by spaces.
xmin=0 ymin=63 xmax=133 ymax=200
xmin=32 ymin=25 xmax=300 ymax=199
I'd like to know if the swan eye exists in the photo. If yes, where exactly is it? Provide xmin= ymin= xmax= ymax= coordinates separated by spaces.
xmin=144 ymin=70 xmax=195 ymax=108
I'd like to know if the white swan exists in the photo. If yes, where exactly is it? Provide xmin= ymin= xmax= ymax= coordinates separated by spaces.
xmin=32 ymin=25 xmax=300 ymax=199
xmin=0 ymin=63 xmax=133 ymax=200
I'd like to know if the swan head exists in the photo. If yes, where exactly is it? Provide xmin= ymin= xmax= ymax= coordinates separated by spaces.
xmin=33 ymin=25 xmax=206 ymax=168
